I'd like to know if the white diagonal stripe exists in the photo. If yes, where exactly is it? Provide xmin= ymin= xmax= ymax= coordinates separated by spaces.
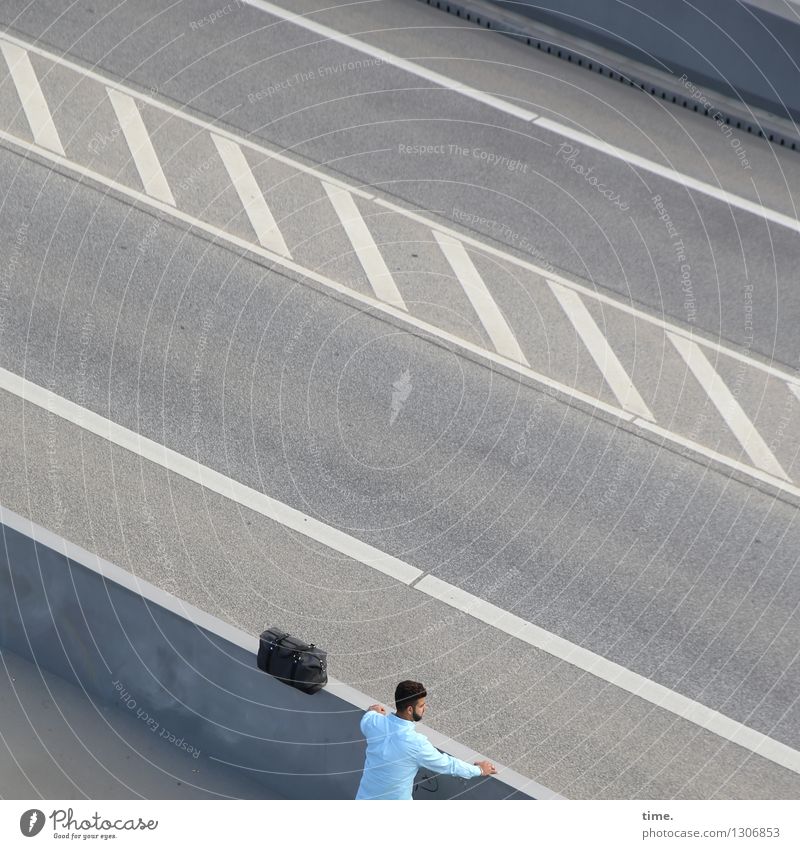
xmin=239 ymin=4 xmax=799 ymax=236
xmin=373 ymin=198 xmax=800 ymax=391
xmin=5 ymin=121 xmax=800 ymax=501
xmin=106 ymin=88 xmax=175 ymax=205
xmin=433 ymin=230 xmax=529 ymax=366
xmin=0 ymin=41 xmax=64 ymax=155
xmin=548 ymin=279 xmax=654 ymax=420
xmin=669 ymin=333 xmax=789 ymax=480
xmin=211 ymin=133 xmax=291 ymax=258
xmin=322 ymin=182 xmax=407 ymax=310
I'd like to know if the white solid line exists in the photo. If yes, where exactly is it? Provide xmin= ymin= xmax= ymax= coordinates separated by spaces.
xmin=1 ymin=369 xmax=797 ymax=777
xmin=0 ymin=30 xmax=797 ymax=392
xmin=242 ymin=1 xmax=539 ymax=122
xmin=632 ymin=416 xmax=797 ymax=494
xmin=0 ymin=41 xmax=64 ymax=155
xmin=1 ymin=503 xmax=557 ymax=799
xmin=211 ymin=133 xmax=291 ymax=258
xmin=548 ymin=280 xmax=654 ymax=420
xmin=415 ymin=575 xmax=800 ymax=776
xmin=9 ymin=125 xmax=800 ymax=503
xmin=234 ymin=7 xmax=800 ymax=240
xmin=323 ymin=182 xmax=407 ymax=310
xmin=535 ymin=117 xmax=800 ymax=236
xmin=106 ymin=88 xmax=175 ymax=205
xmin=669 ymin=333 xmax=789 ymax=480
xmin=0 ymin=26 xmax=796 ymax=776
xmin=433 ymin=230 xmax=529 ymax=366
xmin=373 ymin=198 xmax=800 ymax=391
xmin=0 ymin=366 xmax=420 ymax=585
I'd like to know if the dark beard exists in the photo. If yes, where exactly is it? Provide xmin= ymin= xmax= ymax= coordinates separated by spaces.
xmin=412 ymin=708 xmax=423 ymax=722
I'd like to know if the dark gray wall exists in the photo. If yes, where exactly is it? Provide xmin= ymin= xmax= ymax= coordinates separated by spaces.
xmin=493 ymin=0 xmax=800 ymax=122
xmin=0 ymin=510 xmax=535 ymax=800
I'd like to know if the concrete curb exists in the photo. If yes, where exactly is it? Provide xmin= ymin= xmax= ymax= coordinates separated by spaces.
xmin=0 ymin=503 xmax=562 ymax=800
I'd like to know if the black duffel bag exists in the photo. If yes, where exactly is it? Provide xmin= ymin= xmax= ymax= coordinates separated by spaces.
xmin=257 ymin=628 xmax=327 ymax=695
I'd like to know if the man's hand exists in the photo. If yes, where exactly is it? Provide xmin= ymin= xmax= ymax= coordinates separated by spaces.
xmin=367 ymin=704 xmax=387 ymax=714
xmin=475 ymin=760 xmax=497 ymax=776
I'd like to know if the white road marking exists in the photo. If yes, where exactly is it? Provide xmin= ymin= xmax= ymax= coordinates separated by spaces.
xmin=106 ymin=88 xmax=175 ymax=205
xmin=0 ymin=32 xmax=374 ymax=202
xmin=535 ymin=118 xmax=800 ymax=236
xmin=1 ymin=366 xmax=796 ymax=775
xmin=548 ymin=280 xmax=654 ymax=420
xmin=0 ymin=125 xmax=631 ymax=419
xmin=416 ymin=575 xmax=800 ymax=776
xmin=323 ymin=182 xmax=407 ymax=310
xmin=237 ymin=4 xmax=800 ymax=237
xmin=0 ymin=41 xmax=64 ymax=155
xmin=433 ymin=231 xmax=529 ymax=365
xmin=632 ymin=416 xmax=794 ymax=492
xmin=1 ymin=23 xmax=797 ymax=783
xmin=0 ymin=366 xmax=420 ymax=586
xmin=211 ymin=133 xmax=291 ymax=257
xmin=669 ymin=333 xmax=789 ymax=480
xmin=1 ymin=29 xmax=797 ymax=393
xmin=789 ymin=383 xmax=800 ymax=404
xmin=373 ymin=197 xmax=800 ymax=391
xmin=7 ymin=124 xmax=800 ymax=502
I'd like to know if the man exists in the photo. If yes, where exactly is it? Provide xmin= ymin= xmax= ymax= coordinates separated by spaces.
xmin=356 ymin=680 xmax=497 ymax=800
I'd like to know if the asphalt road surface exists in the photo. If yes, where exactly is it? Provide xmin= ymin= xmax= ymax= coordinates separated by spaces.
xmin=0 ymin=0 xmax=798 ymax=799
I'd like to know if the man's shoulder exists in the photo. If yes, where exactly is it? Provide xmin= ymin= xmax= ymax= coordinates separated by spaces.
xmin=410 ymin=729 xmax=434 ymax=751
xmin=360 ymin=710 xmax=389 ymax=731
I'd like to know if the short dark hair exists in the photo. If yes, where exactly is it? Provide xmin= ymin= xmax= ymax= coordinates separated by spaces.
xmin=395 ymin=680 xmax=427 ymax=712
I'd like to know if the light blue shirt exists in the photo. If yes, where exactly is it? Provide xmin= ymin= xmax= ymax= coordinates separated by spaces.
xmin=356 ymin=711 xmax=481 ymax=800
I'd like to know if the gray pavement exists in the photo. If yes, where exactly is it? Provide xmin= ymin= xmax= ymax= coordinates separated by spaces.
xmin=1 ymin=40 xmax=798 ymax=489
xmin=0 ymin=0 xmax=798 ymax=800
xmin=1 ymin=0 xmax=798 ymax=365
xmin=0 ymin=144 xmax=798 ymax=750
xmin=1 ymin=393 xmax=798 ymax=799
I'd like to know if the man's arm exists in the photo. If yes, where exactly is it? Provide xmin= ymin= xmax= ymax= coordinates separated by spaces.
xmin=415 ymin=737 xmax=495 ymax=780
xmin=360 ymin=705 xmax=388 ymax=735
